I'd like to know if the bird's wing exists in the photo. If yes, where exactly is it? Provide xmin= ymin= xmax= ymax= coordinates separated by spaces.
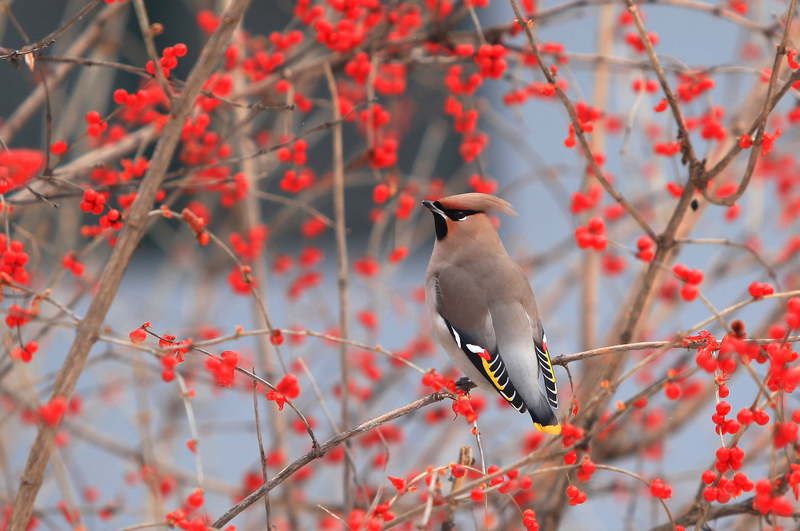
xmin=534 ymin=325 xmax=558 ymax=410
xmin=432 ymin=266 xmax=528 ymax=413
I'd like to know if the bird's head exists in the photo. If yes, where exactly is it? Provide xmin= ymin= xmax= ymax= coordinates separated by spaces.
xmin=422 ymin=193 xmax=516 ymax=241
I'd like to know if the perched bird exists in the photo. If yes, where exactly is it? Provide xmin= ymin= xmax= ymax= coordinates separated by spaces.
xmin=423 ymin=193 xmax=560 ymax=434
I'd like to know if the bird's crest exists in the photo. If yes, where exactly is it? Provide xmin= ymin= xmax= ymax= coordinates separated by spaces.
xmin=436 ymin=193 xmax=517 ymax=217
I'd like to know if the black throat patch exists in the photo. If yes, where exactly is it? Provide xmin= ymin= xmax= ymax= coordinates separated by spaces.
xmin=433 ymin=213 xmax=448 ymax=240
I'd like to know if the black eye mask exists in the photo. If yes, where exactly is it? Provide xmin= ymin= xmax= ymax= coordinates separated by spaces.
xmin=431 ymin=201 xmax=480 ymax=239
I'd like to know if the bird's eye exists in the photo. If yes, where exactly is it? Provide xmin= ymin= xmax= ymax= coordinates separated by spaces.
xmin=453 ymin=211 xmax=467 ymax=221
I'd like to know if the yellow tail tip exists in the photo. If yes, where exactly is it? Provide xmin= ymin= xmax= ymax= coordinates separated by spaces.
xmin=535 ymin=422 xmax=561 ymax=435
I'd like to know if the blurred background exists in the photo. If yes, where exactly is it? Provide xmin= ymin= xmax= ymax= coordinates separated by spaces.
xmin=1 ymin=0 xmax=799 ymax=529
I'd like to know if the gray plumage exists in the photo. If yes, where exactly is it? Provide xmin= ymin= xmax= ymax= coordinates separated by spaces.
xmin=423 ymin=193 xmax=559 ymax=434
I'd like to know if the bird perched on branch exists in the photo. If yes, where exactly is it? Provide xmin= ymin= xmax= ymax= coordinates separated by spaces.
xmin=422 ymin=193 xmax=560 ymax=434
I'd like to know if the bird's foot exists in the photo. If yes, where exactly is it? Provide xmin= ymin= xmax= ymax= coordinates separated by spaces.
xmin=454 ymin=377 xmax=477 ymax=393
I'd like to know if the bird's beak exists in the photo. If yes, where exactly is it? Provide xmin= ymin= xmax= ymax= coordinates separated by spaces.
xmin=422 ymin=200 xmax=445 ymax=217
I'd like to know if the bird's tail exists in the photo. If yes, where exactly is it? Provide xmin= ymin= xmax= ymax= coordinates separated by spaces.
xmin=529 ymin=391 xmax=560 ymax=435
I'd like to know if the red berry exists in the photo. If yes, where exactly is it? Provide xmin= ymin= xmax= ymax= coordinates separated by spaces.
xmin=50 ymin=140 xmax=67 ymax=155
xmin=680 ymin=284 xmax=698 ymax=301
xmin=665 ymin=383 xmax=681 ymax=400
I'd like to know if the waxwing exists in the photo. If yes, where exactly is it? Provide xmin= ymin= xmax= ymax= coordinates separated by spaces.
xmin=423 ymin=193 xmax=560 ymax=434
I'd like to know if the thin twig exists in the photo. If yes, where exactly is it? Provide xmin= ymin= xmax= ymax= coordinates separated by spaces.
xmin=5 ymin=2 xmax=253 ymax=528
xmin=211 ymin=392 xmax=451 ymax=528
xmin=324 ymin=60 xmax=353 ymax=510
xmin=698 ymin=0 xmax=798 ymax=206
xmin=508 ymin=0 xmax=656 ymax=240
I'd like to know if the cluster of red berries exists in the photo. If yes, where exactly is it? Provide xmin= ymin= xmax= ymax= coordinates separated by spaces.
xmin=229 ymin=225 xmax=268 ymax=262
xmin=473 ymin=44 xmax=507 ymax=79
xmin=61 ymin=253 xmax=84 ymax=277
xmin=753 ymin=478 xmax=794 ymax=517
xmin=747 ymin=281 xmax=774 ymax=298
xmin=624 ymin=31 xmax=658 ymax=53
xmin=10 ymin=341 xmax=38 ymax=363
xmin=85 ymin=111 xmax=108 ymax=137
xmin=773 ymin=418 xmax=799 ymax=448
xmin=699 ymin=108 xmax=726 ymax=141
xmin=265 ymin=373 xmax=301 ymax=410
xmin=452 ymin=395 xmax=479 ymax=424
xmin=632 ymin=78 xmax=659 ymax=93
xmin=784 ymin=297 xmax=800 ymax=329
xmin=733 ymin=406 xmax=769 ymax=428
xmin=37 ymin=396 xmax=67 ymax=427
xmin=649 ymin=478 xmax=672 ymax=499
xmin=5 ymin=303 xmax=35 ymax=327
xmin=343 ymin=51 xmax=371 ymax=84
xmin=521 ymin=509 xmax=539 ymax=530
xmin=99 ymin=208 xmax=123 ymax=231
xmin=443 ymin=97 xmax=488 ymax=163
xmin=313 ymin=17 xmax=365 ymax=52
xmin=181 ymin=207 xmax=209 ymax=246
xmin=165 ymin=489 xmax=234 ymax=531
xmin=0 ymin=237 xmax=30 ymax=285
xmin=701 ymin=470 xmax=753 ymax=503
xmin=79 ymin=189 xmax=106 ymax=214
xmin=570 ymin=185 xmax=601 ymax=214
xmin=575 ymin=457 xmax=596 ymax=481
xmin=653 ymin=141 xmax=680 ymax=156
xmin=467 ymin=174 xmax=496 ymax=194
xmin=227 ymin=265 xmax=254 ymax=295
xmin=676 ymin=74 xmax=715 ymax=102
xmin=445 ymin=65 xmax=482 ymax=96
xmin=765 ymin=342 xmax=800 ymax=393
xmin=420 ymin=370 xmax=450 ymax=392
xmin=277 ymin=139 xmax=308 ymax=165
xmin=636 ymin=235 xmax=655 ymax=261
xmin=205 ymin=350 xmax=239 ymax=387
xmin=711 ymin=401 xmax=741 ymax=435
xmin=145 ymin=43 xmax=187 ymax=79
xmin=672 ymin=263 xmax=703 ymax=301
xmin=566 ymin=485 xmax=587 ymax=505
xmin=574 ymin=217 xmax=607 ymax=251
xmin=714 ymin=445 xmax=744 ymax=473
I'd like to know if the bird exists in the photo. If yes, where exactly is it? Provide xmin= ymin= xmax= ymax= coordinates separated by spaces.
xmin=422 ymin=193 xmax=560 ymax=434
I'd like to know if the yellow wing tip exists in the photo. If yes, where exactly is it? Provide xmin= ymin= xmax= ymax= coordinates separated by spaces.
xmin=535 ymin=423 xmax=561 ymax=435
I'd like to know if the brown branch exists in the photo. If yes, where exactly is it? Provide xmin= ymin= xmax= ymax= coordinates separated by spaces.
xmin=27 ymin=0 xmax=102 ymax=50
xmin=131 ymin=0 xmax=173 ymax=101
xmin=4 ymin=1 xmax=252 ymax=528
xmin=703 ymin=67 xmax=800 ymax=184
xmin=508 ymin=0 xmax=657 ymax=241
xmin=699 ymin=0 xmax=797 ymax=206
xmin=252 ymin=379 xmax=271 ymax=529
xmin=324 ymin=60 xmax=354 ymax=510
xmin=0 ymin=40 xmax=54 ymax=61
xmin=624 ymin=0 xmax=701 ymax=173
xmin=0 ymin=1 xmax=128 ymax=143
xmin=211 ymin=392 xmax=450 ymax=529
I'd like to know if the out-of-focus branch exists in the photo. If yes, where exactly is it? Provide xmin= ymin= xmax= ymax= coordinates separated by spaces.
xmin=324 ymin=61 xmax=354 ymax=509
xmin=508 ymin=0 xmax=656 ymax=241
xmin=698 ymin=0 xmax=797 ymax=206
xmin=624 ymin=0 xmax=700 ymax=171
xmin=0 ymin=1 xmax=128 ymax=143
xmin=5 ymin=1 xmax=252 ymax=528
